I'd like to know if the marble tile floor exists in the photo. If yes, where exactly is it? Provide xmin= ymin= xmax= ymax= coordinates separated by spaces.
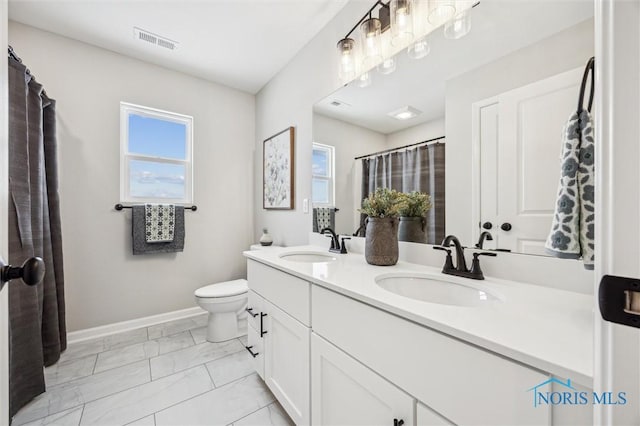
xmin=12 ymin=313 xmax=292 ymax=426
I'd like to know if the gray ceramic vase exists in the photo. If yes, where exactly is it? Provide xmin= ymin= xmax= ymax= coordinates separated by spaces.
xmin=398 ymin=216 xmax=427 ymax=244
xmin=364 ymin=217 xmax=399 ymax=266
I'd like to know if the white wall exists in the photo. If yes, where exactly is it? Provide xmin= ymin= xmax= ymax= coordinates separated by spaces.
xmin=254 ymin=2 xmax=370 ymax=247
xmin=446 ymin=19 xmax=594 ymax=244
xmin=9 ymin=22 xmax=256 ymax=331
xmin=385 ymin=118 xmax=445 ymax=150
xmin=313 ymin=113 xmax=386 ymax=235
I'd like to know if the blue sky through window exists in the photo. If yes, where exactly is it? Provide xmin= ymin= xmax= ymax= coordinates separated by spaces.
xmin=128 ymin=114 xmax=187 ymax=160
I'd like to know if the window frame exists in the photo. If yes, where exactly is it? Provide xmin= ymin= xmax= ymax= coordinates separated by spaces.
xmin=120 ymin=102 xmax=194 ymax=204
xmin=311 ymin=143 xmax=335 ymax=207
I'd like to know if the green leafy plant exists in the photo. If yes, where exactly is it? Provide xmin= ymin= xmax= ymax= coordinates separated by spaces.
xmin=397 ymin=191 xmax=432 ymax=217
xmin=359 ymin=188 xmax=402 ymax=218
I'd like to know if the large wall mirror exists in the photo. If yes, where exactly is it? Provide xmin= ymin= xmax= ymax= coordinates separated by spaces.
xmin=311 ymin=0 xmax=594 ymax=256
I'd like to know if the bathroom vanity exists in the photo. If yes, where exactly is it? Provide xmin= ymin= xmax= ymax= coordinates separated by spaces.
xmin=243 ymin=246 xmax=593 ymax=426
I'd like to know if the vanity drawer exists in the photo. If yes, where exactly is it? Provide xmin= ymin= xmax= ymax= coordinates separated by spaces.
xmin=311 ymin=285 xmax=550 ymax=426
xmin=247 ymin=260 xmax=310 ymax=326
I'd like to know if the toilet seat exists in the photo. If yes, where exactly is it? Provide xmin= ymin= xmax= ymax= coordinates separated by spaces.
xmin=195 ymin=279 xmax=248 ymax=298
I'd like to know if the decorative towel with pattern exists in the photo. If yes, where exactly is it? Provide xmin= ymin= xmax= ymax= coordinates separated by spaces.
xmin=545 ymin=110 xmax=594 ymax=270
xmin=315 ymin=207 xmax=334 ymax=231
xmin=145 ymin=203 xmax=176 ymax=243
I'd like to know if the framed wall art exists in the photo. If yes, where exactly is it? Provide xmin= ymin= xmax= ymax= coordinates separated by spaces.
xmin=263 ymin=126 xmax=295 ymax=210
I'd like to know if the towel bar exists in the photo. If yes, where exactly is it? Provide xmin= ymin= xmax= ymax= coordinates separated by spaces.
xmin=114 ymin=203 xmax=198 ymax=211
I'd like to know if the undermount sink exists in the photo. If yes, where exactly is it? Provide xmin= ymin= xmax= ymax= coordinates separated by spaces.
xmin=375 ymin=273 xmax=502 ymax=307
xmin=279 ymin=251 xmax=337 ymax=263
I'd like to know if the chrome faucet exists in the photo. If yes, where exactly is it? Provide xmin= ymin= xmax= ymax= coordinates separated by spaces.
xmin=475 ymin=231 xmax=493 ymax=249
xmin=433 ymin=234 xmax=496 ymax=280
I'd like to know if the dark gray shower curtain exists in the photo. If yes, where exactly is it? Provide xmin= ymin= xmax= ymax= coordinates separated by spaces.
xmin=361 ymin=143 xmax=445 ymax=244
xmin=8 ymin=55 xmax=66 ymax=418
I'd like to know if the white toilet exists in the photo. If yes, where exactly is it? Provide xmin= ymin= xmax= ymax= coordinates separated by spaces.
xmin=195 ymin=279 xmax=248 ymax=343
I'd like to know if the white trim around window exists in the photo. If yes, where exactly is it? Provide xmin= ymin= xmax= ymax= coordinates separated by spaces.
xmin=120 ymin=102 xmax=194 ymax=204
xmin=312 ymin=142 xmax=335 ymax=207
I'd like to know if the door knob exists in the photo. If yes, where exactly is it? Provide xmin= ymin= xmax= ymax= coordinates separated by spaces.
xmin=501 ymin=223 xmax=512 ymax=231
xmin=1 ymin=257 xmax=45 ymax=288
xmin=482 ymin=222 xmax=492 ymax=230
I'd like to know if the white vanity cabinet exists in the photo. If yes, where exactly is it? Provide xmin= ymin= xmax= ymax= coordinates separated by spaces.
xmin=245 ymin=257 xmax=592 ymax=426
xmin=311 ymin=285 xmax=551 ymax=426
xmin=311 ymin=333 xmax=414 ymax=426
xmin=246 ymin=260 xmax=311 ymax=425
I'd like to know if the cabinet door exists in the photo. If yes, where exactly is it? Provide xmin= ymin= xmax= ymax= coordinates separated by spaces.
xmin=417 ymin=403 xmax=454 ymax=426
xmin=264 ymin=300 xmax=310 ymax=425
xmin=246 ymin=323 xmax=264 ymax=379
xmin=311 ymin=333 xmax=414 ymax=426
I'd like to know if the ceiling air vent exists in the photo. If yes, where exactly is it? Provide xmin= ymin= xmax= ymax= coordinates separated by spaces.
xmin=134 ymin=27 xmax=178 ymax=51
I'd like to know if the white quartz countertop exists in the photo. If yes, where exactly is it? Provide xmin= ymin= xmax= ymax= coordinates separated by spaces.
xmin=244 ymin=245 xmax=594 ymax=387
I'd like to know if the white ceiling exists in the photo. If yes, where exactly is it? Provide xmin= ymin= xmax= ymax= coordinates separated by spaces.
xmin=8 ymin=0 xmax=349 ymax=94
xmin=314 ymin=0 xmax=594 ymax=134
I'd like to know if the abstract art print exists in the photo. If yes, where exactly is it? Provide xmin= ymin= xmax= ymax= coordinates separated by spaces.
xmin=263 ymin=127 xmax=295 ymax=209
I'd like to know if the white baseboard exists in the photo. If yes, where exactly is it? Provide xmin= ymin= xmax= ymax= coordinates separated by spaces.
xmin=67 ymin=306 xmax=206 ymax=344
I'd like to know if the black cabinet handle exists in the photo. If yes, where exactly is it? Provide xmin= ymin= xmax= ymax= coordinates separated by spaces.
xmin=482 ymin=222 xmax=492 ymax=230
xmin=245 ymin=345 xmax=259 ymax=358
xmin=245 ymin=307 xmax=258 ymax=318
xmin=501 ymin=223 xmax=512 ymax=231
xmin=260 ymin=312 xmax=268 ymax=337
xmin=393 ymin=419 xmax=404 ymax=426
xmin=0 ymin=257 xmax=45 ymax=291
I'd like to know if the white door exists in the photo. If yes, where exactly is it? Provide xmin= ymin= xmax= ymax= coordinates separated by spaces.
xmin=263 ymin=300 xmax=310 ymax=425
xmin=594 ymin=1 xmax=640 ymax=425
xmin=311 ymin=333 xmax=414 ymax=426
xmin=474 ymin=67 xmax=583 ymax=255
xmin=1 ymin=1 xmax=11 ymax=422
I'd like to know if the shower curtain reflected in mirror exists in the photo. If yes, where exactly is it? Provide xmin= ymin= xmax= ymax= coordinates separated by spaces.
xmin=360 ymin=142 xmax=445 ymax=244
xmin=8 ymin=50 xmax=66 ymax=418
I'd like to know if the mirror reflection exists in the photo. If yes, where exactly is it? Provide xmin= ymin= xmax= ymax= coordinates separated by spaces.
xmin=311 ymin=0 xmax=594 ymax=256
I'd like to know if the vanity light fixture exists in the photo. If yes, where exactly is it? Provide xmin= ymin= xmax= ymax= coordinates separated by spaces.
xmin=336 ymin=0 xmax=478 ymax=85
xmin=391 ymin=0 xmax=415 ymax=46
xmin=388 ymin=106 xmax=422 ymax=120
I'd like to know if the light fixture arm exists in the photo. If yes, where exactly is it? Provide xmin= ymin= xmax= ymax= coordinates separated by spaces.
xmin=343 ymin=0 xmax=390 ymax=40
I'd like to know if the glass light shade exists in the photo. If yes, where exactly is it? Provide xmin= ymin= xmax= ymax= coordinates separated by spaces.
xmin=337 ymin=38 xmax=357 ymax=82
xmin=427 ymin=0 xmax=456 ymax=26
xmin=377 ymin=57 xmax=396 ymax=75
xmin=444 ymin=9 xmax=471 ymax=39
xmin=360 ymin=18 xmax=383 ymax=69
xmin=357 ymin=71 xmax=372 ymax=88
xmin=391 ymin=0 xmax=414 ymax=47
xmin=407 ymin=36 xmax=430 ymax=59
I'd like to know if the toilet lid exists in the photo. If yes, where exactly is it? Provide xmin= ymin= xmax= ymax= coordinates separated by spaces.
xmin=195 ymin=279 xmax=248 ymax=298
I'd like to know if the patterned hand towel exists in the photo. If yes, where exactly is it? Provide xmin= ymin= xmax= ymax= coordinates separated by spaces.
xmin=545 ymin=110 xmax=594 ymax=270
xmin=132 ymin=205 xmax=185 ymax=255
xmin=145 ymin=204 xmax=175 ymax=243
xmin=314 ymin=207 xmax=335 ymax=232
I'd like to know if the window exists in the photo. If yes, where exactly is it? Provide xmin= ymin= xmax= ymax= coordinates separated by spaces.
xmin=120 ymin=102 xmax=193 ymax=204
xmin=312 ymin=143 xmax=335 ymax=206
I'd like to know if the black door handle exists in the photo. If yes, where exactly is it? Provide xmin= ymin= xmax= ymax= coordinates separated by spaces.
xmin=245 ymin=345 xmax=259 ymax=358
xmin=482 ymin=222 xmax=492 ymax=230
xmin=393 ymin=419 xmax=404 ymax=426
xmin=501 ymin=223 xmax=512 ymax=231
xmin=245 ymin=307 xmax=258 ymax=318
xmin=260 ymin=312 xmax=268 ymax=337
xmin=0 ymin=257 xmax=45 ymax=290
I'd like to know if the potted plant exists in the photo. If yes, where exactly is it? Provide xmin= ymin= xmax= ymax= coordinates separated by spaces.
xmin=397 ymin=191 xmax=432 ymax=244
xmin=359 ymin=188 xmax=402 ymax=266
